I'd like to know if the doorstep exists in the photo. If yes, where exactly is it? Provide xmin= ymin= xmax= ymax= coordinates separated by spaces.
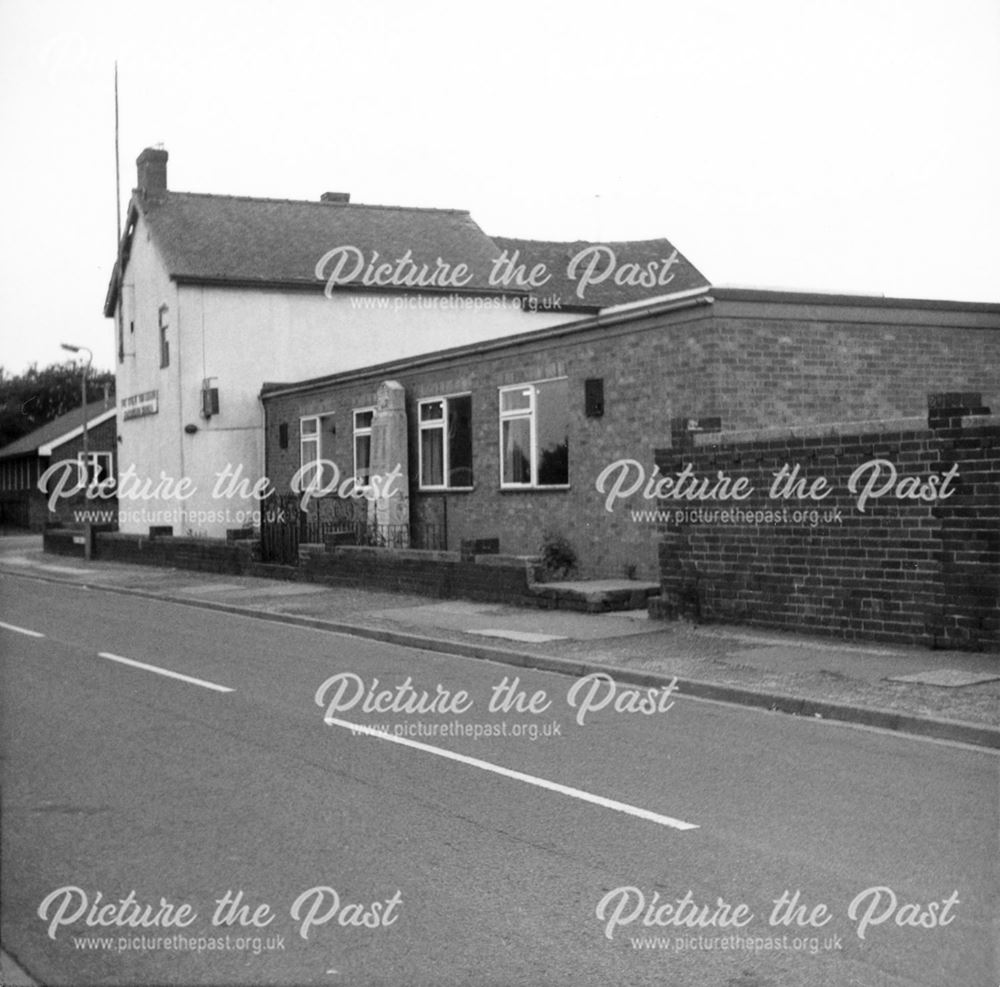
xmin=528 ymin=579 xmax=660 ymax=613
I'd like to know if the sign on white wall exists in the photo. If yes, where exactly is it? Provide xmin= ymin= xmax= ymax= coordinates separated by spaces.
xmin=122 ymin=390 xmax=159 ymax=421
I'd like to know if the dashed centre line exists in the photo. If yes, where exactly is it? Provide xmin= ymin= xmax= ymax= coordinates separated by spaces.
xmin=97 ymin=652 xmax=234 ymax=693
xmin=0 ymin=620 xmax=45 ymax=638
xmin=324 ymin=715 xmax=699 ymax=831
xmin=7 ymin=603 xmax=691 ymax=827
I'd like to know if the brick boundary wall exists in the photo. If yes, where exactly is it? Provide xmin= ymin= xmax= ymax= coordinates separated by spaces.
xmin=43 ymin=527 xmax=92 ymax=558
xmin=71 ymin=533 xmax=537 ymax=606
xmin=93 ymin=532 xmax=257 ymax=574
xmin=299 ymin=545 xmax=535 ymax=603
xmin=651 ymin=414 xmax=999 ymax=651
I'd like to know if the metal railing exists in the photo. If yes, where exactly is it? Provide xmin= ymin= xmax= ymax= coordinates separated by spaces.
xmin=259 ymin=494 xmax=446 ymax=563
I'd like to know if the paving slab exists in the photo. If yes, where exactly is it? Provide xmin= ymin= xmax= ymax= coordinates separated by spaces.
xmin=467 ymin=629 xmax=569 ymax=643
xmin=205 ymin=583 xmax=331 ymax=599
xmin=0 ymin=555 xmax=88 ymax=576
xmin=170 ymin=582 xmax=245 ymax=594
xmin=724 ymin=644 xmax=1000 ymax=684
xmin=599 ymin=610 xmax=651 ymax=622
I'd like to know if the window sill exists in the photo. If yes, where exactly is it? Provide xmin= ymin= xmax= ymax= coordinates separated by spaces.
xmin=499 ymin=485 xmax=571 ymax=493
xmin=418 ymin=486 xmax=476 ymax=494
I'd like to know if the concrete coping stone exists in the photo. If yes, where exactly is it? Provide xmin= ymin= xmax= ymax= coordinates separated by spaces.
xmin=473 ymin=554 xmax=539 ymax=568
xmin=97 ymin=531 xmax=235 ymax=546
xmin=302 ymin=544 xmax=534 ymax=570
xmin=331 ymin=545 xmax=463 ymax=564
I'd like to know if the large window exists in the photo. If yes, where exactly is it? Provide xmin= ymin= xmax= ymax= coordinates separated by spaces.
xmin=300 ymin=414 xmax=335 ymax=491
xmin=499 ymin=378 xmax=569 ymax=488
xmin=419 ymin=394 xmax=473 ymax=489
xmin=353 ymin=408 xmax=374 ymax=485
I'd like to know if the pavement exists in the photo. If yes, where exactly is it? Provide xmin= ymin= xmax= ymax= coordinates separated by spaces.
xmin=1 ymin=534 xmax=997 ymax=749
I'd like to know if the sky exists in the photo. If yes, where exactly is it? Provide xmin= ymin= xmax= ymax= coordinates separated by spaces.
xmin=1 ymin=0 xmax=998 ymax=375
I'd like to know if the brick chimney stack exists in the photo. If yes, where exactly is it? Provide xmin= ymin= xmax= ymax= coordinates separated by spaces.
xmin=136 ymin=147 xmax=168 ymax=194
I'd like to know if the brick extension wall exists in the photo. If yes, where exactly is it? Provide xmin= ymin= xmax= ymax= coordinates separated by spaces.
xmin=653 ymin=416 xmax=1000 ymax=650
xmin=0 ymin=415 xmax=118 ymax=531
xmin=262 ymin=291 xmax=1000 ymax=581
xmin=46 ymin=414 xmax=120 ymax=528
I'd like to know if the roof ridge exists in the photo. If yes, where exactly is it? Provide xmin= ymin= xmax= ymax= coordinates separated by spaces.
xmin=139 ymin=189 xmax=472 ymax=216
xmin=492 ymin=234 xmax=676 ymax=245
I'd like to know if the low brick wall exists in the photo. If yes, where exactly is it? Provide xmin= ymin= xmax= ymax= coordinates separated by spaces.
xmin=300 ymin=545 xmax=534 ymax=602
xmin=95 ymin=532 xmax=257 ymax=574
xmin=53 ymin=532 xmax=535 ymax=605
xmin=652 ymin=415 xmax=1000 ymax=650
xmin=44 ymin=524 xmax=118 ymax=558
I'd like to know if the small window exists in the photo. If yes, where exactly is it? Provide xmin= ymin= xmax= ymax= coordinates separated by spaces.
xmin=279 ymin=423 xmax=289 ymax=450
xmin=158 ymin=304 xmax=169 ymax=368
xmin=499 ymin=378 xmax=569 ymax=488
xmin=353 ymin=408 xmax=374 ymax=485
xmin=419 ymin=394 xmax=473 ymax=489
xmin=78 ymin=452 xmax=114 ymax=488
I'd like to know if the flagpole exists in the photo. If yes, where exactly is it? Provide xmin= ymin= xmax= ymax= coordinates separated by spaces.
xmin=115 ymin=61 xmax=124 ymax=363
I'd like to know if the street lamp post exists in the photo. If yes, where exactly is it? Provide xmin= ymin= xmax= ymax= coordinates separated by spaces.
xmin=61 ymin=343 xmax=93 ymax=485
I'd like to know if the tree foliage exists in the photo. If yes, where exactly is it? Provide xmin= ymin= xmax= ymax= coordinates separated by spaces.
xmin=0 ymin=362 xmax=116 ymax=448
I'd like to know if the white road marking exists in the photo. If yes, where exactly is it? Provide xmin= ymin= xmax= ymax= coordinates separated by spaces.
xmin=325 ymin=716 xmax=699 ymax=831
xmin=0 ymin=620 xmax=44 ymax=638
xmin=97 ymin=652 xmax=233 ymax=693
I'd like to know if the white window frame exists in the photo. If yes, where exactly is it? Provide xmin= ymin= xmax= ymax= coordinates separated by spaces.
xmin=418 ymin=393 xmax=474 ymax=491
xmin=300 ymin=416 xmax=320 ymax=472
xmin=498 ymin=377 xmax=570 ymax=490
xmin=299 ymin=414 xmax=331 ymax=491
xmin=299 ymin=415 xmax=328 ymax=483
xmin=77 ymin=451 xmax=113 ymax=487
xmin=353 ymin=407 xmax=375 ymax=486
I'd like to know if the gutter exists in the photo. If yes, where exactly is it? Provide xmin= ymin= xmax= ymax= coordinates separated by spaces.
xmin=37 ymin=408 xmax=118 ymax=456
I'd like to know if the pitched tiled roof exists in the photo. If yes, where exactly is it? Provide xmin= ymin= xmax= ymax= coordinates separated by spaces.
xmin=490 ymin=237 xmax=708 ymax=309
xmin=105 ymin=192 xmax=513 ymax=315
xmin=0 ymin=401 xmax=115 ymax=460
xmin=105 ymin=189 xmax=709 ymax=315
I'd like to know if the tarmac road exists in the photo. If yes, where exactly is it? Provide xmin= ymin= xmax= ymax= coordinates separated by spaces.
xmin=1 ymin=574 xmax=997 ymax=986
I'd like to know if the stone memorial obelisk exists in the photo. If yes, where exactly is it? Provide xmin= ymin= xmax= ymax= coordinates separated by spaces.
xmin=369 ymin=380 xmax=409 ymax=546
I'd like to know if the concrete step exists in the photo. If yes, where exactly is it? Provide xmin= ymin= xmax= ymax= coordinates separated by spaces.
xmin=528 ymin=578 xmax=660 ymax=613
